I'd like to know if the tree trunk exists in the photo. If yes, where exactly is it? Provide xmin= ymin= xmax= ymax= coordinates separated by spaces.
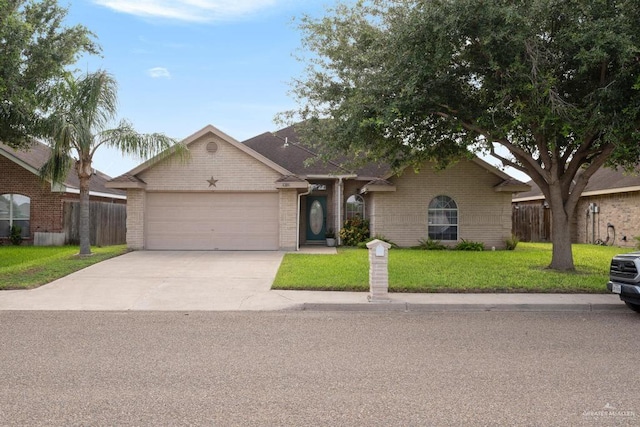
xmin=549 ymin=211 xmax=574 ymax=270
xmin=78 ymin=170 xmax=92 ymax=256
xmin=548 ymin=193 xmax=575 ymax=271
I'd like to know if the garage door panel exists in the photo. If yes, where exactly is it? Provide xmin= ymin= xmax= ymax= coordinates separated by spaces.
xmin=146 ymin=192 xmax=279 ymax=250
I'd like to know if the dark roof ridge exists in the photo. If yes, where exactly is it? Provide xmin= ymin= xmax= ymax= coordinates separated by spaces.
xmin=271 ymin=129 xmax=354 ymax=175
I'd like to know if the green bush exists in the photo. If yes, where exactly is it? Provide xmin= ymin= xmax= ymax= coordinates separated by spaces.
xmin=635 ymin=236 xmax=640 ymax=250
xmin=416 ymin=238 xmax=447 ymax=250
xmin=340 ymin=217 xmax=370 ymax=246
xmin=9 ymin=225 xmax=23 ymax=246
xmin=454 ymin=239 xmax=484 ymax=251
xmin=356 ymin=235 xmax=398 ymax=249
xmin=505 ymin=234 xmax=520 ymax=251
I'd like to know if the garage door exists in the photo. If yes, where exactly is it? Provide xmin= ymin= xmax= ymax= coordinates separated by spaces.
xmin=146 ymin=192 xmax=279 ymax=250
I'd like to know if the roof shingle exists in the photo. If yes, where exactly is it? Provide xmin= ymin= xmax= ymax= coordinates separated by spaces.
xmin=0 ymin=140 xmax=126 ymax=198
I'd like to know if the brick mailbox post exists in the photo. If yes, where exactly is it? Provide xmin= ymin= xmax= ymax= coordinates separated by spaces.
xmin=366 ymin=239 xmax=392 ymax=302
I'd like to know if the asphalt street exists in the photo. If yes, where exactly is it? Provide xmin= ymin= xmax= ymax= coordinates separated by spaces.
xmin=1 ymin=311 xmax=638 ymax=426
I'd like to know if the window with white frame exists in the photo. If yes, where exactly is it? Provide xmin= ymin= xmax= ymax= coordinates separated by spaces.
xmin=428 ymin=195 xmax=458 ymax=240
xmin=0 ymin=194 xmax=30 ymax=238
xmin=345 ymin=194 xmax=365 ymax=220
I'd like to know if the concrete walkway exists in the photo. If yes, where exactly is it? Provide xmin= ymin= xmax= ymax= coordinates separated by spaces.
xmin=0 ymin=250 xmax=626 ymax=312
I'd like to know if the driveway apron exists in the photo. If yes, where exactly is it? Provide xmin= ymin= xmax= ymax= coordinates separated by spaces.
xmin=0 ymin=251 xmax=291 ymax=311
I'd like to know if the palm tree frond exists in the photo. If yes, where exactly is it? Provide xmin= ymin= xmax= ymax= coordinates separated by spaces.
xmin=75 ymin=70 xmax=118 ymax=134
xmin=99 ymin=120 xmax=187 ymax=162
xmin=39 ymin=151 xmax=74 ymax=185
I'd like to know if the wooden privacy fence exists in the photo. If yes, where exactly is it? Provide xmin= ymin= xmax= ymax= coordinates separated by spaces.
xmin=512 ymin=203 xmax=551 ymax=242
xmin=63 ymin=201 xmax=126 ymax=246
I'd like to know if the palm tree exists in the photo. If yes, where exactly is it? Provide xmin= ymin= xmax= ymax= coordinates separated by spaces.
xmin=40 ymin=70 xmax=182 ymax=256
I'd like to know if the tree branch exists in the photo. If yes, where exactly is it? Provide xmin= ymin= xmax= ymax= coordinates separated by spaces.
xmin=563 ymin=134 xmax=606 ymax=195
xmin=565 ymin=143 xmax=616 ymax=210
xmin=530 ymin=122 xmax=552 ymax=174
xmin=487 ymin=145 xmax=526 ymax=173
xmin=434 ymin=111 xmax=546 ymax=179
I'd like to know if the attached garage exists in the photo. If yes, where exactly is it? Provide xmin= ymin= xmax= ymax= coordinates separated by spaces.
xmin=107 ymin=125 xmax=306 ymax=251
xmin=146 ymin=192 xmax=279 ymax=250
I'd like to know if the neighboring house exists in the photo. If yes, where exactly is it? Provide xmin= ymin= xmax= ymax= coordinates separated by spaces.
xmin=0 ymin=140 xmax=126 ymax=245
xmin=512 ymin=166 xmax=640 ymax=247
xmin=107 ymin=124 xmax=529 ymax=251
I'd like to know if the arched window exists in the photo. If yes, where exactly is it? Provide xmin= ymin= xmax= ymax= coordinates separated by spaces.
xmin=0 ymin=194 xmax=30 ymax=238
xmin=345 ymin=194 xmax=365 ymax=220
xmin=428 ymin=195 xmax=457 ymax=241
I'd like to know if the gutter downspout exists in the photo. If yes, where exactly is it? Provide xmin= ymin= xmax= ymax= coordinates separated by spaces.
xmin=337 ymin=177 xmax=344 ymax=246
xmin=296 ymin=184 xmax=313 ymax=251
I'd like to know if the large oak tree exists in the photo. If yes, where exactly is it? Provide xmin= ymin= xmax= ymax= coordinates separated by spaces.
xmin=1 ymin=0 xmax=98 ymax=147
xmin=284 ymin=0 xmax=640 ymax=270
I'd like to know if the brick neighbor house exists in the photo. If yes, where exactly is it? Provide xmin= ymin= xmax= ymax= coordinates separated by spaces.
xmin=0 ymin=140 xmax=126 ymax=245
xmin=107 ymin=124 xmax=530 ymax=251
xmin=512 ymin=166 xmax=640 ymax=248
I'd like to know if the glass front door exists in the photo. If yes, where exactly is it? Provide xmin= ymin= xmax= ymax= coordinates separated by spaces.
xmin=306 ymin=196 xmax=326 ymax=241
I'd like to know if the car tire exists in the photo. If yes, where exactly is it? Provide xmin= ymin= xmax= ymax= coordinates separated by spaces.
xmin=624 ymin=301 xmax=640 ymax=313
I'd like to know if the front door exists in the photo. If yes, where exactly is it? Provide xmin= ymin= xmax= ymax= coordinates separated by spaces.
xmin=306 ymin=196 xmax=326 ymax=241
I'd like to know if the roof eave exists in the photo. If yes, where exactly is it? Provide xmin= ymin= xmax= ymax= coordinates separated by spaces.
xmin=305 ymin=174 xmax=358 ymax=180
xmin=0 ymin=145 xmax=69 ymax=192
xmin=125 ymin=124 xmax=296 ymax=179
xmin=495 ymin=183 xmax=532 ymax=193
xmin=361 ymin=184 xmax=397 ymax=193
xmin=275 ymin=181 xmax=309 ymax=189
xmin=64 ymin=187 xmax=127 ymax=199
xmin=105 ymin=181 xmax=147 ymax=190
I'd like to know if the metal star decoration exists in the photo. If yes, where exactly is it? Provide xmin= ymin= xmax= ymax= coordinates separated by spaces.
xmin=207 ymin=177 xmax=218 ymax=187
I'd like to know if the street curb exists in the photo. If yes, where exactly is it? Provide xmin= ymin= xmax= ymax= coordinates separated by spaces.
xmin=301 ymin=302 xmax=629 ymax=312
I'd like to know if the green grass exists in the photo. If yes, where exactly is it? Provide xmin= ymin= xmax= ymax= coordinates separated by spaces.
xmin=273 ymin=243 xmax=635 ymax=293
xmin=0 ymin=245 xmax=129 ymax=290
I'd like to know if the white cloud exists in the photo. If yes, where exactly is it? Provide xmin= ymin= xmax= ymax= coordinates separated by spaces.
xmin=93 ymin=0 xmax=280 ymax=22
xmin=148 ymin=67 xmax=171 ymax=78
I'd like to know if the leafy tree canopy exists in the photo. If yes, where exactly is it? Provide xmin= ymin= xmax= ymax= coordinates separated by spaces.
xmin=0 ymin=0 xmax=99 ymax=147
xmin=284 ymin=0 xmax=640 ymax=270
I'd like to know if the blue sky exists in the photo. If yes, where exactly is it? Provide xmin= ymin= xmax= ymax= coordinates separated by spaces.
xmin=66 ymin=0 xmax=327 ymax=177
xmin=65 ymin=0 xmax=528 ymax=181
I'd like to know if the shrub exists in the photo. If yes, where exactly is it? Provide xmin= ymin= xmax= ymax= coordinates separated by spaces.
xmin=454 ymin=239 xmax=484 ymax=251
xmin=357 ymin=235 xmax=398 ymax=249
xmin=505 ymin=234 xmax=520 ymax=251
xmin=340 ymin=217 xmax=370 ymax=246
xmin=9 ymin=225 xmax=23 ymax=246
xmin=416 ymin=238 xmax=447 ymax=250
xmin=635 ymin=236 xmax=640 ymax=250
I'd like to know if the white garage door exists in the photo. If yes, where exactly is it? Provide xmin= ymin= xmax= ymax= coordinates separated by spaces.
xmin=146 ymin=192 xmax=279 ymax=250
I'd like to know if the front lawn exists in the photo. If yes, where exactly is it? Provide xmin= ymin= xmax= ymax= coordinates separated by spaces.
xmin=0 ymin=245 xmax=129 ymax=290
xmin=273 ymin=243 xmax=634 ymax=293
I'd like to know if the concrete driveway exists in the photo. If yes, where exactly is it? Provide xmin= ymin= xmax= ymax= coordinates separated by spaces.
xmin=0 ymin=250 xmax=625 ymax=312
xmin=0 ymin=251 xmax=301 ymax=311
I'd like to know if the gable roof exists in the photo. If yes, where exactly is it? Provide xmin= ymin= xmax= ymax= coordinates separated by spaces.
xmin=242 ymin=124 xmax=390 ymax=179
xmin=109 ymin=125 xmax=295 ymax=187
xmin=0 ymin=140 xmax=126 ymax=199
xmin=513 ymin=166 xmax=640 ymax=202
xmin=244 ymin=124 xmax=530 ymax=191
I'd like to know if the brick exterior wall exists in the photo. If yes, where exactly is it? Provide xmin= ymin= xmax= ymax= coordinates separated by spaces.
xmin=129 ymin=133 xmax=299 ymax=250
xmin=139 ymin=135 xmax=282 ymax=192
xmin=513 ymin=191 xmax=640 ymax=248
xmin=1 ymin=155 xmax=125 ymax=244
xmin=125 ymin=189 xmax=145 ymax=249
xmin=279 ymin=189 xmax=298 ymax=250
xmin=574 ymin=192 xmax=640 ymax=248
xmin=371 ymin=160 xmax=513 ymax=249
xmin=1 ymin=155 xmax=65 ymax=241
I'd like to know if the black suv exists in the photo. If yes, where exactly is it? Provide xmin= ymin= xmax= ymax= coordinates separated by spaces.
xmin=607 ymin=252 xmax=640 ymax=313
